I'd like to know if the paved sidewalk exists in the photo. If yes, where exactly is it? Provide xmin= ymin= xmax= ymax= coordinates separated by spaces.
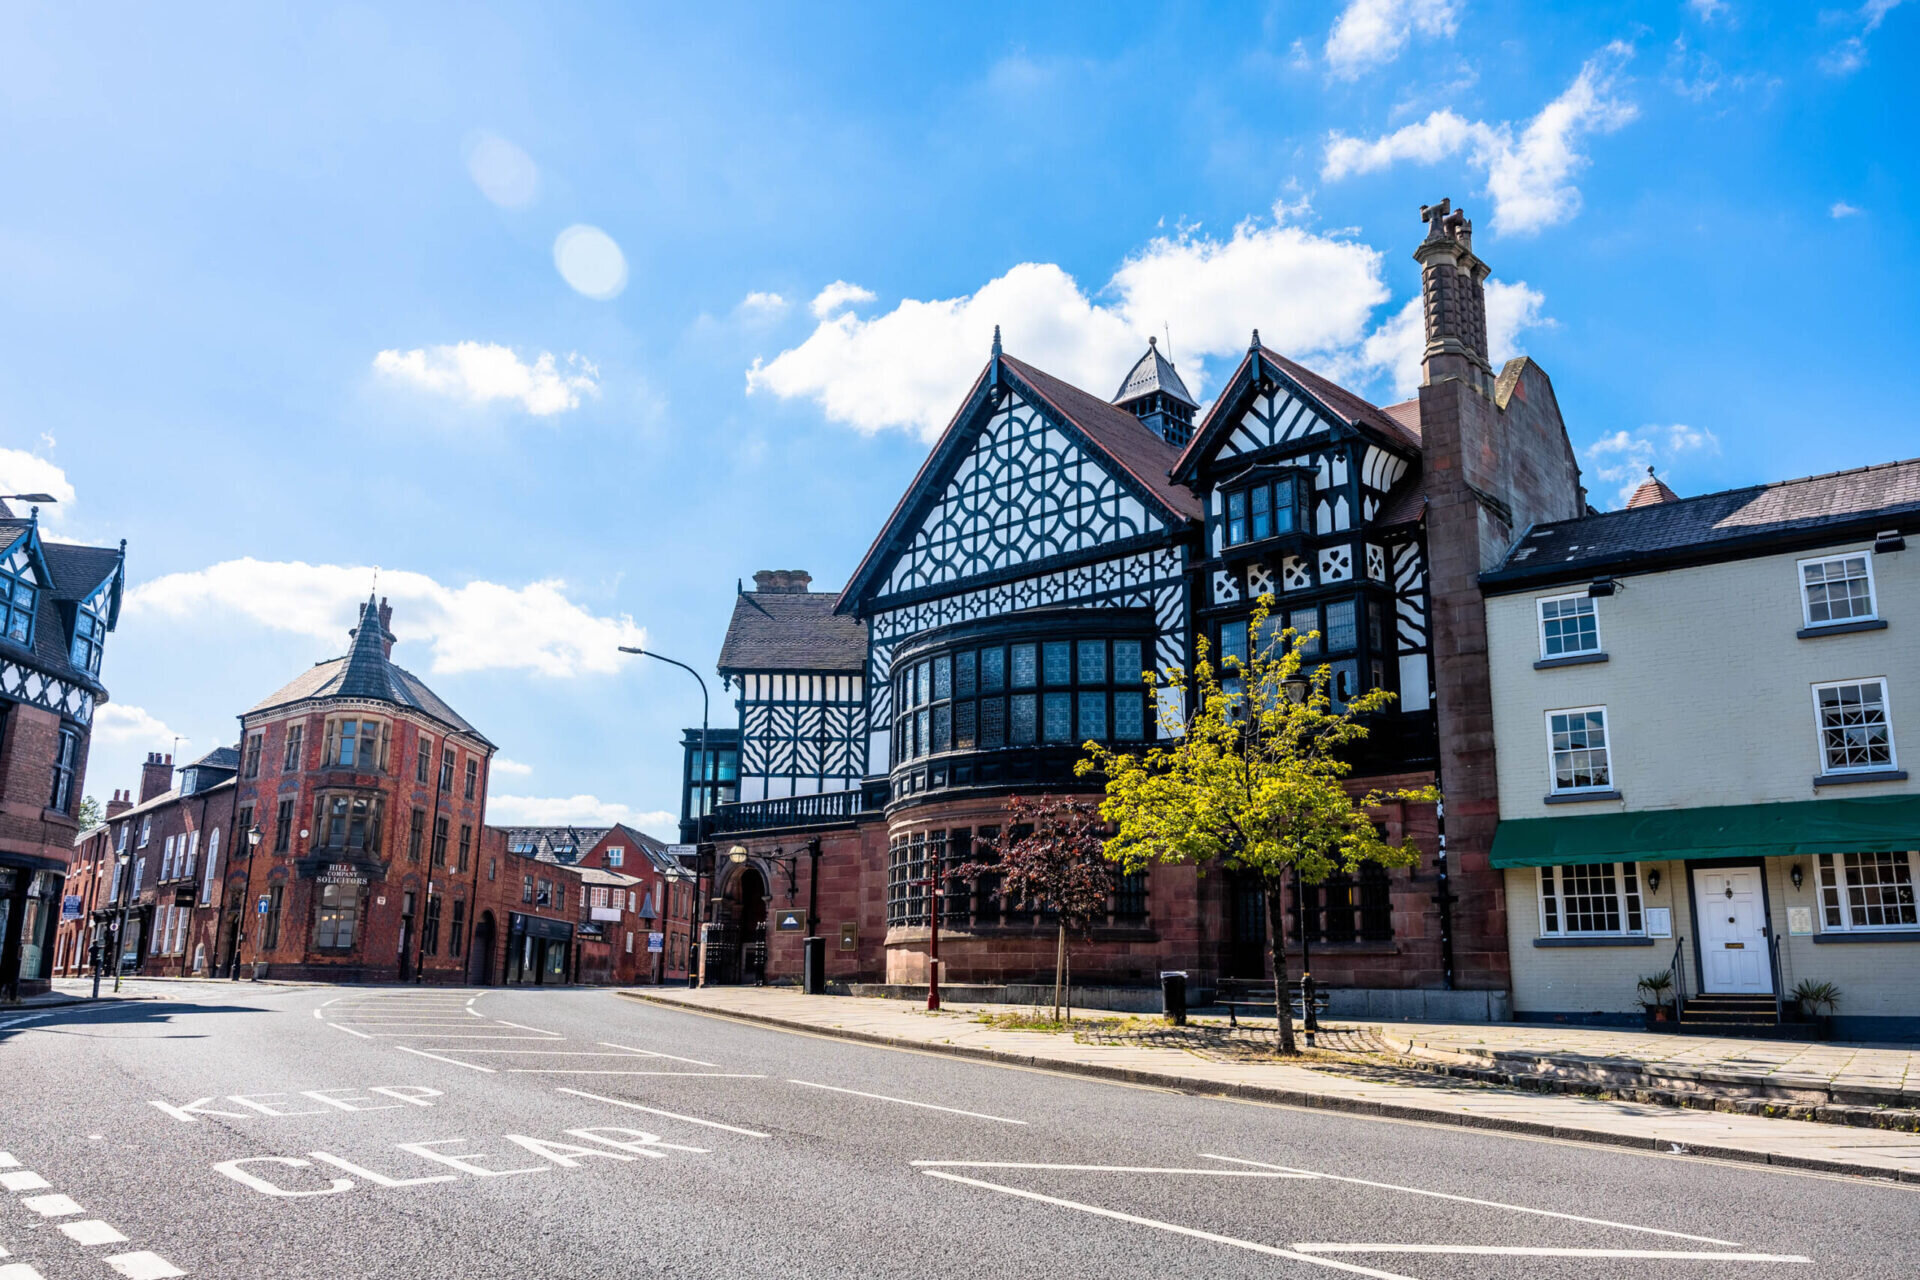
xmin=624 ymin=985 xmax=1920 ymax=1183
xmin=1379 ymin=1021 xmax=1920 ymax=1108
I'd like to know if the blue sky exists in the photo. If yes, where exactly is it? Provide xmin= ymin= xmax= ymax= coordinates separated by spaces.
xmin=3 ymin=1 xmax=1913 ymax=837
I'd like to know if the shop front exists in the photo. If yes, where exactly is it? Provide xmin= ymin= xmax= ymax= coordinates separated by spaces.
xmin=505 ymin=912 xmax=573 ymax=985
xmin=1 ymin=860 xmax=65 ymax=1001
xmin=1495 ymin=796 xmax=1920 ymax=1039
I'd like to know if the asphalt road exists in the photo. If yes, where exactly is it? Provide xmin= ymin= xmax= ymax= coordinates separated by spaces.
xmin=3 ymin=980 xmax=1915 ymax=1280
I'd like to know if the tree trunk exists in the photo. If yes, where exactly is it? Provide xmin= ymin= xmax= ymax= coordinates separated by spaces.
xmin=1064 ymin=938 xmax=1073 ymax=1024
xmin=1053 ymin=922 xmax=1067 ymax=1021
xmin=1264 ymin=879 xmax=1298 ymax=1055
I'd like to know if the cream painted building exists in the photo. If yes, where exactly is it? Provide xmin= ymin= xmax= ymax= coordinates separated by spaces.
xmin=1480 ymin=460 xmax=1920 ymax=1039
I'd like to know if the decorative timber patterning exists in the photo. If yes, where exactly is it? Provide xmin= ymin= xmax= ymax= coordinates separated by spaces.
xmin=881 ymin=389 xmax=1164 ymax=596
xmin=0 ymin=656 xmax=95 ymax=725
xmin=1219 ymin=384 xmax=1333 ymax=457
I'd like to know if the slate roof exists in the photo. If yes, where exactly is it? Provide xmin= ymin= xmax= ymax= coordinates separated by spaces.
xmin=1484 ymin=456 xmax=1920 ymax=590
xmin=42 ymin=543 xmax=122 ymax=604
xmin=499 ymin=826 xmax=611 ymax=865
xmin=104 ymin=775 xmax=237 ymax=826
xmin=1258 ymin=346 xmax=1423 ymax=453
xmin=1113 ymin=338 xmax=1197 ymax=408
xmin=0 ymin=520 xmax=123 ymax=693
xmin=189 ymin=744 xmax=241 ymax=771
xmin=718 ymin=590 xmax=868 ymax=673
xmin=1002 ymin=355 xmax=1203 ymax=521
xmin=245 ymin=598 xmax=491 ymax=743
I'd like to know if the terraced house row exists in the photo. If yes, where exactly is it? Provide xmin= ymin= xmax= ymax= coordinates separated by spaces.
xmin=673 ymin=202 xmax=1920 ymax=1038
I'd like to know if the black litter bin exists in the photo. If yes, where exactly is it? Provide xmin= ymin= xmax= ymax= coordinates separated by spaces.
xmin=802 ymin=936 xmax=826 ymax=994
xmin=1160 ymin=970 xmax=1188 ymax=1025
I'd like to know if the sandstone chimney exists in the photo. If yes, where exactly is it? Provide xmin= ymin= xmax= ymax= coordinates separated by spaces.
xmin=752 ymin=570 xmax=814 ymax=594
xmin=1413 ymin=198 xmax=1492 ymax=388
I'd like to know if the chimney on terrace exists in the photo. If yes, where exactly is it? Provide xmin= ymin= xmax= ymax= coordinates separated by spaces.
xmin=106 ymin=788 xmax=133 ymax=819
xmin=139 ymin=752 xmax=173 ymax=804
xmin=752 ymin=570 xmax=814 ymax=594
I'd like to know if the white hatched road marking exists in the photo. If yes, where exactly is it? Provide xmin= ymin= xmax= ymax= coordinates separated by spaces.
xmin=0 ymin=1172 xmax=48 ymax=1192
xmin=0 ymin=1263 xmax=46 ymax=1280
xmin=1201 ymin=1155 xmax=1744 ymax=1247
xmin=491 ymin=1020 xmax=562 ymax=1036
xmin=920 ymin=1170 xmax=1414 ymax=1280
xmin=1293 ymin=1244 xmax=1811 ymax=1263
xmin=788 ymin=1080 xmax=1026 ymax=1125
xmin=557 ymin=1088 xmax=772 ymax=1138
xmin=505 ymin=1070 xmax=763 ymax=1077
xmin=597 ymin=1041 xmax=720 ymax=1067
xmin=0 ymin=1152 xmax=16 ymax=1167
xmin=392 ymin=1046 xmax=496 ymax=1072
xmin=326 ymin=1024 xmax=373 ymax=1040
xmin=107 ymin=1251 xmax=187 ymax=1279
xmin=60 ymin=1220 xmax=130 ymax=1247
xmin=20 ymin=1195 xmax=80 ymax=1217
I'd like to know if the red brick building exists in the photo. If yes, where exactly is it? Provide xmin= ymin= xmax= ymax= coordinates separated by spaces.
xmin=223 ymin=596 xmax=494 ymax=984
xmin=0 ymin=507 xmax=124 ymax=1001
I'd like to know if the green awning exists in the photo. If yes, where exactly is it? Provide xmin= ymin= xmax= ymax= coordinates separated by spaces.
xmin=1490 ymin=796 xmax=1920 ymax=869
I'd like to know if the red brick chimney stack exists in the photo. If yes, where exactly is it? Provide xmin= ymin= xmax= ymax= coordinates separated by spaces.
xmin=105 ymin=788 xmax=133 ymax=819
xmin=1413 ymin=198 xmax=1492 ymax=390
xmin=139 ymin=752 xmax=174 ymax=803
xmin=752 ymin=570 xmax=814 ymax=594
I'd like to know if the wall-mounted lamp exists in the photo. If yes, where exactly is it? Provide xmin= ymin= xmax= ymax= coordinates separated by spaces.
xmin=1587 ymin=578 xmax=1624 ymax=599
xmin=1645 ymin=868 xmax=1661 ymax=893
xmin=728 ymin=845 xmax=749 ymax=864
xmin=1790 ymin=864 xmax=1804 ymax=890
xmin=1873 ymin=530 xmax=1906 ymax=554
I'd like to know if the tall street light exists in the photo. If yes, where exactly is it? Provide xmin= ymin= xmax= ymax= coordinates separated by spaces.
xmin=619 ymin=645 xmax=711 ymax=988
xmin=224 ymin=826 xmax=263 ymax=980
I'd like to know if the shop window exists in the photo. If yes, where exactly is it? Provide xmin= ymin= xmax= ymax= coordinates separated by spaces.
xmin=314 ymin=883 xmax=361 ymax=950
xmin=1818 ymin=852 xmax=1918 ymax=932
xmin=1538 ymin=863 xmax=1643 ymax=936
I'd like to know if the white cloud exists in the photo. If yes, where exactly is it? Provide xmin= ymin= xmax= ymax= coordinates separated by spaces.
xmin=127 ymin=560 xmax=645 ymax=679
xmin=1583 ymin=423 xmax=1720 ymax=507
xmin=1830 ymin=201 xmax=1864 ymax=219
xmin=491 ymin=756 xmax=534 ymax=776
xmin=738 ymin=291 xmax=789 ymax=321
xmin=372 ymin=343 xmax=599 ymax=416
xmin=1323 ymin=42 xmax=1638 ymax=235
xmin=810 ymin=280 xmax=878 ymax=318
xmin=1325 ymin=0 xmax=1460 ymax=79
xmin=486 ymin=793 xmax=676 ymax=839
xmin=92 ymin=703 xmax=187 ymax=749
xmin=1823 ymin=0 xmax=1907 ymax=74
xmin=553 ymin=225 xmax=628 ymax=300
xmin=0 ymin=447 xmax=77 ymax=514
xmin=1349 ymin=278 xmax=1550 ymax=398
xmin=464 ymin=133 xmax=539 ymax=209
xmin=749 ymin=204 xmax=1410 ymax=440
xmin=1687 ymin=0 xmax=1727 ymax=20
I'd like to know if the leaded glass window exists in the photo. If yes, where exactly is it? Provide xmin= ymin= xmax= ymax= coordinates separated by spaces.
xmin=933 ymin=654 xmax=951 ymax=701
xmin=1011 ymin=644 xmax=1037 ymax=688
xmin=954 ymin=650 xmax=976 ymax=696
xmin=1114 ymin=692 xmax=1144 ymax=740
xmin=980 ymin=698 xmax=1006 ymax=749
xmin=1077 ymin=692 xmax=1106 ymax=741
xmin=1042 ymin=641 xmax=1070 ymax=685
xmin=1114 ymin=640 xmax=1142 ymax=683
xmin=1077 ymin=640 xmax=1105 ymax=684
xmin=1324 ymin=599 xmax=1357 ymax=652
xmin=1043 ymin=692 xmax=1072 ymax=742
xmin=980 ymin=647 xmax=1005 ymax=692
xmin=0 ymin=543 xmax=37 ymax=647
xmin=1010 ymin=693 xmax=1037 ymax=744
xmin=1288 ymin=608 xmax=1319 ymax=656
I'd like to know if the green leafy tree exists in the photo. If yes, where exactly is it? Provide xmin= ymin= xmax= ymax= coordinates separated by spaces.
xmin=1079 ymin=595 xmax=1437 ymax=1054
xmin=953 ymin=794 xmax=1112 ymax=1022
xmin=77 ymin=794 xmax=104 ymax=831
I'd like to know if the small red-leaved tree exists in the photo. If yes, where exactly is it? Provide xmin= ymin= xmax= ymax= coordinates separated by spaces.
xmin=954 ymin=794 xmax=1112 ymax=1022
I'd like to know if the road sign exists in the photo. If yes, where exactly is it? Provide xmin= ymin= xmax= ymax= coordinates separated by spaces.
xmin=647 ymin=932 xmax=664 ymax=953
xmin=256 ymin=895 xmax=271 ymax=915
xmin=61 ymin=894 xmax=83 ymax=921
xmin=838 ymin=922 xmax=858 ymax=951
xmin=774 ymin=909 xmax=804 ymax=932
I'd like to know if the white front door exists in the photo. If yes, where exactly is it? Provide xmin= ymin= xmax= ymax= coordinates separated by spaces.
xmin=1694 ymin=867 xmax=1772 ymax=994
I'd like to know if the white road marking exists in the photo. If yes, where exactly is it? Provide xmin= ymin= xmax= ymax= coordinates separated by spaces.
xmin=788 ymin=1080 xmax=1027 ymax=1125
xmin=557 ymin=1087 xmax=771 ymax=1138
xmin=0 ymin=1013 xmax=53 ymax=1031
xmin=1293 ymin=1244 xmax=1811 ymax=1263
xmin=357 ymin=1033 xmax=564 ymax=1039
xmin=1200 ymin=1155 xmax=1745 ymax=1247
xmin=393 ymin=1046 xmax=495 ymax=1073
xmin=0 ymin=1171 xmax=49 ymax=1192
xmin=504 ymin=1070 xmax=765 ymax=1077
xmin=432 ymin=1049 xmax=668 ymax=1056
xmin=492 ymin=1020 xmax=562 ymax=1036
xmin=20 ymin=1194 xmax=82 ymax=1217
xmin=597 ymin=1041 xmax=720 ymax=1067
xmin=921 ymin=1171 xmax=1414 ymax=1280
xmin=327 ymin=1024 xmax=373 ymax=1040
xmin=913 ymin=1161 xmax=1314 ymax=1177
xmin=0 ymin=1152 xmax=15 ymax=1167
xmin=60 ymin=1220 xmax=129 ymax=1246
xmin=0 ymin=1263 xmax=46 ymax=1280
xmin=106 ymin=1250 xmax=186 ymax=1279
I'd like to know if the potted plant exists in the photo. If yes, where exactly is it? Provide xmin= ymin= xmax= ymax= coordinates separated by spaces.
xmin=1791 ymin=979 xmax=1841 ymax=1038
xmin=1636 ymin=970 xmax=1675 ymax=1028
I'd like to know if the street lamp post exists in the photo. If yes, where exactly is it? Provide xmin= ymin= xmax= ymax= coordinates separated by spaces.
xmin=618 ymin=645 xmax=711 ymax=988
xmin=112 ymin=852 xmax=133 ymax=994
xmin=226 ymin=826 xmax=263 ymax=980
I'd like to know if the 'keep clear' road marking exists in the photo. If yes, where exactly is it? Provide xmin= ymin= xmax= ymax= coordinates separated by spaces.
xmin=1199 ymin=1154 xmax=1745 ymax=1247
xmin=919 ymin=1170 xmax=1414 ymax=1280
xmin=787 ymin=1080 xmax=1026 ymax=1125
xmin=556 ymin=1088 xmax=770 ymax=1138
xmin=152 ymin=1087 xmax=441 ymax=1123
xmin=215 ymin=1129 xmax=706 ymax=1197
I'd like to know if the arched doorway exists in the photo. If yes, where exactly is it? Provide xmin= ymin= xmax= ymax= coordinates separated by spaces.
xmin=710 ymin=865 xmax=770 ymax=985
xmin=469 ymin=911 xmax=497 ymax=986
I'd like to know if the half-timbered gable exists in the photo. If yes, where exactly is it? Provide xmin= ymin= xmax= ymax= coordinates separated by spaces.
xmin=839 ymin=341 xmax=1202 ymax=784
xmin=1174 ymin=340 xmax=1434 ymax=758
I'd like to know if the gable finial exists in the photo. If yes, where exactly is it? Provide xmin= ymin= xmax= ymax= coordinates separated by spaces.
xmin=1250 ymin=328 xmax=1261 ymax=351
xmin=991 ymin=324 xmax=1001 ymax=357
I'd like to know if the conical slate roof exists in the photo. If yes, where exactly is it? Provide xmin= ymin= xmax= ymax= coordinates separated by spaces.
xmin=1112 ymin=337 xmax=1197 ymax=408
xmin=338 ymin=595 xmax=394 ymax=698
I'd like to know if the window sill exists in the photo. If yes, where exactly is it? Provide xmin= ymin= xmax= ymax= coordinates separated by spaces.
xmin=1812 ymin=929 xmax=1920 ymax=944
xmin=1812 ymin=770 xmax=1908 ymax=788
xmin=1534 ymin=652 xmax=1609 ymax=670
xmin=1796 ymin=619 xmax=1888 ymax=639
xmin=1534 ymin=936 xmax=1654 ymax=948
xmin=1544 ymin=790 xmax=1623 ymax=805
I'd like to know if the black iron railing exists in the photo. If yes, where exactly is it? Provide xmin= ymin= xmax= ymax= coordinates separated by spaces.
xmin=1669 ymin=934 xmax=1687 ymax=1023
xmin=712 ymin=787 xmax=871 ymax=833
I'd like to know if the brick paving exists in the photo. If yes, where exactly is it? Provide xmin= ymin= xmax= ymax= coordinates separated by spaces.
xmin=627 ymin=985 xmax=1920 ymax=1182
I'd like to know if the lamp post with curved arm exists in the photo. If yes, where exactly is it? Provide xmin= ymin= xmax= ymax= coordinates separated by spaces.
xmin=619 ymin=645 xmax=712 ymax=987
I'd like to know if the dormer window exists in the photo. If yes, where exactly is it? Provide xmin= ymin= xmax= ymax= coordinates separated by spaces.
xmin=0 ymin=544 xmax=39 ymax=646
xmin=1223 ymin=473 xmax=1305 ymax=547
xmin=71 ymin=600 xmax=106 ymax=674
